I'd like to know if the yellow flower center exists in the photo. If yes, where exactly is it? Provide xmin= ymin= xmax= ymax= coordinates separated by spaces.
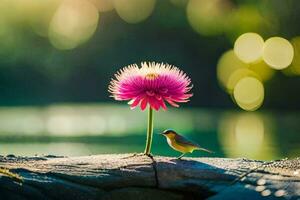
xmin=145 ymin=73 xmax=159 ymax=80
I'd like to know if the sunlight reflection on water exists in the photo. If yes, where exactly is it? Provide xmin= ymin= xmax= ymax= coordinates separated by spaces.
xmin=0 ymin=103 xmax=299 ymax=160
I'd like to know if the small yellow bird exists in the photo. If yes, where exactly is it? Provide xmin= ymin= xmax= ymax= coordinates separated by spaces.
xmin=160 ymin=129 xmax=213 ymax=159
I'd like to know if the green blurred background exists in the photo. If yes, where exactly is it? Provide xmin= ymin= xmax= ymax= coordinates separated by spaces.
xmin=0 ymin=0 xmax=299 ymax=160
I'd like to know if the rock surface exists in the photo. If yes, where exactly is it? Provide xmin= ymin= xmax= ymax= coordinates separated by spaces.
xmin=0 ymin=154 xmax=299 ymax=200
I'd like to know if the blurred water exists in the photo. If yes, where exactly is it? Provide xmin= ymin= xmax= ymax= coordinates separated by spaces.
xmin=0 ymin=104 xmax=299 ymax=160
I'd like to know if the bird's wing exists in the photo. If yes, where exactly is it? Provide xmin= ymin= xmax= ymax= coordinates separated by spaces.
xmin=174 ymin=134 xmax=200 ymax=148
xmin=174 ymin=134 xmax=213 ymax=153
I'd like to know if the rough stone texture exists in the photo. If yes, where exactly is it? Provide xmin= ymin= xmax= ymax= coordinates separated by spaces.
xmin=0 ymin=154 xmax=299 ymax=200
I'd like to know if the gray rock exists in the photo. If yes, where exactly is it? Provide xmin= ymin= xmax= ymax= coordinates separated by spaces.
xmin=0 ymin=154 xmax=299 ymax=199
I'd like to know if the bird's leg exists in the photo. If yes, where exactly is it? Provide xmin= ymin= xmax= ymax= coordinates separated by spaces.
xmin=177 ymin=153 xmax=185 ymax=159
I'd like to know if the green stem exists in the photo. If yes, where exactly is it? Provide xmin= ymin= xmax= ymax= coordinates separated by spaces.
xmin=144 ymin=107 xmax=154 ymax=155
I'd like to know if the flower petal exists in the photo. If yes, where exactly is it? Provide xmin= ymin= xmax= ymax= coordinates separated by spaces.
xmin=108 ymin=62 xmax=193 ymax=111
xmin=165 ymin=98 xmax=179 ymax=107
xmin=140 ymin=98 xmax=148 ymax=111
xmin=130 ymin=97 xmax=142 ymax=109
xmin=148 ymin=97 xmax=159 ymax=111
xmin=160 ymin=99 xmax=167 ymax=110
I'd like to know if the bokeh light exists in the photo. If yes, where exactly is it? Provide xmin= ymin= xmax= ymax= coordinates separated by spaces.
xmin=89 ymin=0 xmax=114 ymax=12
xmin=234 ymin=32 xmax=264 ymax=63
xmin=49 ymin=0 xmax=99 ymax=50
xmin=263 ymin=37 xmax=294 ymax=70
xmin=113 ymin=0 xmax=156 ymax=24
xmin=0 ymin=1 xmax=30 ymax=54
xmin=249 ymin=60 xmax=275 ymax=82
xmin=218 ymin=33 xmax=283 ymax=111
xmin=226 ymin=5 xmax=266 ymax=41
xmin=233 ymin=77 xmax=264 ymax=111
xmin=0 ymin=0 xmax=31 ymax=24
xmin=284 ymin=37 xmax=300 ymax=75
xmin=217 ymin=50 xmax=248 ymax=90
xmin=216 ymin=49 xmax=270 ymax=93
xmin=186 ymin=0 xmax=232 ymax=36
xmin=24 ymin=0 xmax=62 ymax=37
xmin=226 ymin=68 xmax=259 ymax=92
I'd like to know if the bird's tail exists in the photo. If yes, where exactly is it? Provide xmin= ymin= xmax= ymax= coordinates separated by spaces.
xmin=196 ymin=147 xmax=214 ymax=153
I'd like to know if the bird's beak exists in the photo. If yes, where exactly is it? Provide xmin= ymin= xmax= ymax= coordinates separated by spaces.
xmin=157 ymin=132 xmax=163 ymax=135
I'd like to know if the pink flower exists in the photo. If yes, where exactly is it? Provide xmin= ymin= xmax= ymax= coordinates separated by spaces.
xmin=108 ymin=62 xmax=193 ymax=111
